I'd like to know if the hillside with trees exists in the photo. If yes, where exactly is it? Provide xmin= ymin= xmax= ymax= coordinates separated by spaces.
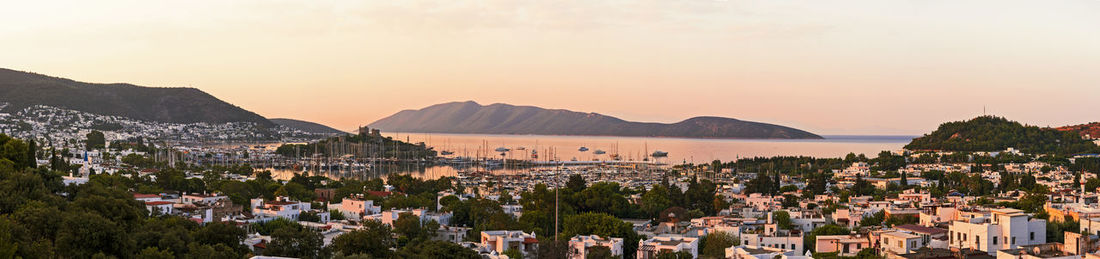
xmin=0 ymin=68 xmax=273 ymax=126
xmin=905 ymin=116 xmax=1100 ymax=155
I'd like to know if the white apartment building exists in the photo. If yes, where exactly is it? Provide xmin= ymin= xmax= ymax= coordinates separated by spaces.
xmin=948 ymin=208 xmax=1047 ymax=255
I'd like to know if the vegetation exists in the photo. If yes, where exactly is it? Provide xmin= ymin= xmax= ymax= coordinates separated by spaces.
xmin=905 ymin=116 xmax=1100 ymax=155
xmin=275 ymin=132 xmax=436 ymax=159
xmin=0 ymin=68 xmax=274 ymax=126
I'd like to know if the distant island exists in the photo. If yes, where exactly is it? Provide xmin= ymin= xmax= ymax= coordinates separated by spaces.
xmin=368 ymin=101 xmax=823 ymax=139
xmin=905 ymin=116 xmax=1100 ymax=155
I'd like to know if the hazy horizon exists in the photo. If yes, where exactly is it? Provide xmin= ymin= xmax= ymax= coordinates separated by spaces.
xmin=3 ymin=1 xmax=1098 ymax=135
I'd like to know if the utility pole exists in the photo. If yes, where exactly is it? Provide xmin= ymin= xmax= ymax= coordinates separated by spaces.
xmin=555 ymin=162 xmax=562 ymax=243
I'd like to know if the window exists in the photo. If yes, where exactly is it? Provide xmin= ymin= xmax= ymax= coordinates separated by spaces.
xmin=1030 ymin=232 xmax=1035 ymax=241
xmin=911 ymin=241 xmax=917 ymax=248
xmin=1012 ymin=237 xmax=1016 ymax=245
xmin=975 ymin=236 xmax=980 ymax=247
xmin=781 ymin=244 xmax=786 ymax=249
xmin=993 ymin=237 xmax=998 ymax=245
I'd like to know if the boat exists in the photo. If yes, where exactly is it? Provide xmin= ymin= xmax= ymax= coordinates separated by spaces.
xmin=440 ymin=151 xmax=454 ymax=155
xmin=578 ymin=147 xmax=589 ymax=152
xmin=515 ymin=147 xmax=526 ymax=151
xmin=593 ymin=150 xmax=606 ymax=155
xmin=495 ymin=147 xmax=510 ymax=152
xmin=531 ymin=150 xmax=539 ymax=159
xmin=651 ymin=151 xmax=668 ymax=158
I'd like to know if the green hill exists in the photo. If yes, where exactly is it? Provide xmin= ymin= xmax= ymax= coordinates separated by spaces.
xmin=0 ymin=68 xmax=273 ymax=126
xmin=905 ymin=116 xmax=1100 ymax=155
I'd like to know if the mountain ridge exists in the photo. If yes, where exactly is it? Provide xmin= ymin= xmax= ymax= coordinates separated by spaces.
xmin=270 ymin=118 xmax=346 ymax=134
xmin=0 ymin=68 xmax=274 ymax=127
xmin=369 ymin=101 xmax=822 ymax=139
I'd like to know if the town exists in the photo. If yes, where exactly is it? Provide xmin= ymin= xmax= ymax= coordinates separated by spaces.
xmin=3 ymin=114 xmax=1100 ymax=259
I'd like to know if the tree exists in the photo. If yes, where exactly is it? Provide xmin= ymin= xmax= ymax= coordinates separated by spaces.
xmin=860 ymin=211 xmax=886 ymax=227
xmin=85 ymin=130 xmax=106 ymax=151
xmin=655 ymin=250 xmax=693 ymax=259
xmin=641 ymin=185 xmax=673 ymax=218
xmin=275 ymin=182 xmax=315 ymax=202
xmin=395 ymin=240 xmax=481 ymax=258
xmin=567 ymin=174 xmax=587 ymax=192
xmin=806 ymin=224 xmax=850 ymax=253
xmin=900 ymin=171 xmax=908 ymax=187
xmin=585 ymin=246 xmax=616 ymax=259
xmin=25 ymin=139 xmax=36 ymax=169
xmin=192 ymin=222 xmax=247 ymax=253
xmin=773 ymin=211 xmax=793 ymax=230
xmin=330 ymin=220 xmax=395 ymax=258
xmin=394 ymin=212 xmax=437 ymax=242
xmin=264 ymin=223 xmax=326 ymax=259
xmin=701 ymin=232 xmax=737 ymax=258
xmin=56 ymin=212 xmax=131 ymax=258
xmin=504 ymin=249 xmax=525 ymax=259
xmin=136 ymin=247 xmax=175 ymax=259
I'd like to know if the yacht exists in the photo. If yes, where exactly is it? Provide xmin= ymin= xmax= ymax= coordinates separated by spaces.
xmin=651 ymin=151 xmax=668 ymax=158
xmin=578 ymin=147 xmax=589 ymax=152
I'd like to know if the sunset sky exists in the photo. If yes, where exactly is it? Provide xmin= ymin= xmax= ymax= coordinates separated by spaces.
xmin=2 ymin=0 xmax=1099 ymax=135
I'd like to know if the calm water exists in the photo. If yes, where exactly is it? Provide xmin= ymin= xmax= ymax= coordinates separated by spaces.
xmin=271 ymin=134 xmax=913 ymax=180
xmin=387 ymin=133 xmax=914 ymax=163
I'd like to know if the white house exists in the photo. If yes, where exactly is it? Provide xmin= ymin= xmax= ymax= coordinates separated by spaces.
xmin=337 ymin=198 xmax=380 ymax=220
xmin=637 ymin=235 xmax=699 ymax=259
xmin=568 ymin=235 xmax=624 ymax=259
xmin=879 ymin=231 xmax=925 ymax=255
xmin=251 ymin=197 xmax=312 ymax=222
xmin=480 ymin=230 xmax=538 ymax=256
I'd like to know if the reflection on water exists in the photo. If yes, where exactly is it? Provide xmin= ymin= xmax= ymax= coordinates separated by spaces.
xmin=269 ymin=163 xmax=469 ymax=181
xmin=390 ymin=133 xmax=914 ymax=163
xmin=265 ymin=134 xmax=913 ymax=180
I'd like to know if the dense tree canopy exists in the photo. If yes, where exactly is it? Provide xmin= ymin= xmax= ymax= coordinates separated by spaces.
xmin=905 ymin=116 xmax=1100 ymax=155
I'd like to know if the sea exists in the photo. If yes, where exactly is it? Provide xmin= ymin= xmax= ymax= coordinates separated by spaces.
xmin=309 ymin=133 xmax=916 ymax=180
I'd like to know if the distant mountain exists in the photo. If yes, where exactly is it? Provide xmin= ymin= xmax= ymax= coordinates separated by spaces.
xmin=1057 ymin=122 xmax=1100 ymax=140
xmin=368 ymin=101 xmax=822 ymax=139
xmin=905 ymin=116 xmax=1100 ymax=155
xmin=0 ymin=68 xmax=273 ymax=126
xmin=270 ymin=118 xmax=345 ymax=134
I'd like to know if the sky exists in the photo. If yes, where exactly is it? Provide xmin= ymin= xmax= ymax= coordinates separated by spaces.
xmin=2 ymin=0 xmax=1099 ymax=135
